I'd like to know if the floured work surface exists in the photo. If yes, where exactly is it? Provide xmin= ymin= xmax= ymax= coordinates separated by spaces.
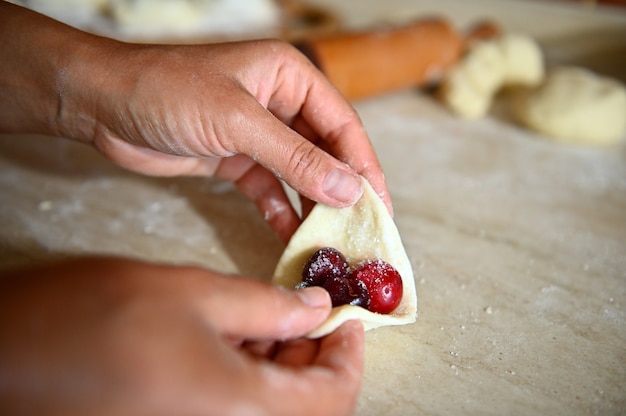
xmin=1 ymin=0 xmax=625 ymax=415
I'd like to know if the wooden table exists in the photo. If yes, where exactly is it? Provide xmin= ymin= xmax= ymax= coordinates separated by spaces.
xmin=1 ymin=0 xmax=625 ymax=414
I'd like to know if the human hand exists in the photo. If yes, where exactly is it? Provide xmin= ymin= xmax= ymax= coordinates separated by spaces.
xmin=0 ymin=257 xmax=364 ymax=416
xmin=35 ymin=11 xmax=389 ymax=240
xmin=1 ymin=4 xmax=391 ymax=242
xmin=85 ymin=39 xmax=389 ymax=242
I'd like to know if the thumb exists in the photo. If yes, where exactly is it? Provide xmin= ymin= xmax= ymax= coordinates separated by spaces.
xmin=198 ymin=276 xmax=332 ymax=340
xmin=226 ymin=101 xmax=364 ymax=208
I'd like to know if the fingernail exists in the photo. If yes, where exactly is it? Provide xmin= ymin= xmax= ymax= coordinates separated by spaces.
xmin=296 ymin=286 xmax=330 ymax=308
xmin=323 ymin=168 xmax=363 ymax=205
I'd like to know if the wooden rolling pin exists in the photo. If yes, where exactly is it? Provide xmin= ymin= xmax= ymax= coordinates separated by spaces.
xmin=295 ymin=18 xmax=500 ymax=101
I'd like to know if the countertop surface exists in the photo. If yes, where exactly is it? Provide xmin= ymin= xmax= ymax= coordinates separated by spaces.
xmin=1 ymin=0 xmax=625 ymax=414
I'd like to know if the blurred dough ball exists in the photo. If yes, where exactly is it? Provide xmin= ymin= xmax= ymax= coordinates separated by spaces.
xmin=15 ymin=0 xmax=107 ymax=26
xmin=440 ymin=34 xmax=544 ymax=119
xmin=109 ymin=0 xmax=281 ymax=38
xmin=439 ymin=41 xmax=505 ymax=119
xmin=498 ymin=34 xmax=544 ymax=86
xmin=514 ymin=67 xmax=626 ymax=145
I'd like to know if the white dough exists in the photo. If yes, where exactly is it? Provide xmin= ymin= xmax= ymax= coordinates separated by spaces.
xmin=440 ymin=42 xmax=504 ymax=119
xmin=440 ymin=33 xmax=544 ymax=119
xmin=498 ymin=34 xmax=545 ymax=86
xmin=461 ymin=41 xmax=506 ymax=96
xmin=16 ymin=0 xmax=281 ymax=40
xmin=514 ymin=67 xmax=626 ymax=145
xmin=110 ymin=0 xmax=207 ymax=37
xmin=16 ymin=0 xmax=107 ymax=26
xmin=109 ymin=0 xmax=281 ymax=38
xmin=272 ymin=177 xmax=417 ymax=338
xmin=439 ymin=72 xmax=490 ymax=120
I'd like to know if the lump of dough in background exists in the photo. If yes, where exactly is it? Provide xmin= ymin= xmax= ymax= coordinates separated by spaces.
xmin=514 ymin=67 xmax=626 ymax=145
xmin=460 ymin=41 xmax=506 ymax=95
xmin=12 ymin=0 xmax=107 ymax=26
xmin=110 ymin=0 xmax=209 ymax=37
xmin=14 ymin=0 xmax=282 ymax=40
xmin=440 ymin=33 xmax=544 ymax=119
xmin=439 ymin=41 xmax=505 ymax=119
xmin=498 ymin=33 xmax=544 ymax=86
xmin=109 ymin=0 xmax=281 ymax=39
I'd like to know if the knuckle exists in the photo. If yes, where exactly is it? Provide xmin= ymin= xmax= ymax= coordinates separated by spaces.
xmin=286 ymin=141 xmax=324 ymax=180
xmin=260 ymin=38 xmax=311 ymax=73
xmin=262 ymin=38 xmax=297 ymax=55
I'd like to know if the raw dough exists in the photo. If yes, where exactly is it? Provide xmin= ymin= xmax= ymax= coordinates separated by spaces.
xmin=499 ymin=34 xmax=544 ymax=86
xmin=110 ymin=0 xmax=208 ymax=36
xmin=109 ymin=0 xmax=281 ymax=39
xmin=15 ymin=0 xmax=281 ymax=40
xmin=440 ymin=41 xmax=505 ymax=119
xmin=440 ymin=33 xmax=544 ymax=119
xmin=272 ymin=177 xmax=417 ymax=338
xmin=14 ymin=0 xmax=107 ymax=26
xmin=513 ymin=67 xmax=626 ymax=145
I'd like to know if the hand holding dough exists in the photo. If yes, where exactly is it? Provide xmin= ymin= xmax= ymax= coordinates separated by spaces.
xmin=272 ymin=177 xmax=417 ymax=338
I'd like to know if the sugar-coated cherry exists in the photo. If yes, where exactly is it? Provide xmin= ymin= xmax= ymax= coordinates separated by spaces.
xmin=349 ymin=259 xmax=403 ymax=314
xmin=299 ymin=247 xmax=403 ymax=314
xmin=322 ymin=276 xmax=370 ymax=309
xmin=301 ymin=247 xmax=349 ymax=286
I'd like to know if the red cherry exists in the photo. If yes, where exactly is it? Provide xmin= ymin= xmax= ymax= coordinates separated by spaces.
xmin=302 ymin=247 xmax=349 ymax=286
xmin=299 ymin=248 xmax=403 ymax=315
xmin=349 ymin=259 xmax=403 ymax=314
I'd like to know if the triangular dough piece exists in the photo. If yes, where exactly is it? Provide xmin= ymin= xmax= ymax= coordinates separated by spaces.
xmin=272 ymin=176 xmax=417 ymax=338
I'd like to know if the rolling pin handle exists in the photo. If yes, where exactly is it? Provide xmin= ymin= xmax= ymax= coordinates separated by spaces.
xmin=295 ymin=18 xmax=501 ymax=101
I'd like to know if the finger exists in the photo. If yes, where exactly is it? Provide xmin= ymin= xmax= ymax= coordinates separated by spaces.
xmin=290 ymin=110 xmax=389 ymax=220
xmin=289 ymin=112 xmax=319 ymax=144
xmin=93 ymin=134 xmax=220 ymax=177
xmin=273 ymin=337 xmax=320 ymax=367
xmin=232 ymin=163 xmax=301 ymax=244
xmin=96 ymin=134 xmax=302 ymax=242
xmin=266 ymin=56 xmax=392 ymax=214
xmin=197 ymin=277 xmax=331 ymax=340
xmin=226 ymin=100 xmax=365 ymax=209
xmin=243 ymin=340 xmax=278 ymax=360
xmin=301 ymin=83 xmax=393 ymax=215
xmin=258 ymin=320 xmax=365 ymax=416
xmin=311 ymin=319 xmax=364 ymax=381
